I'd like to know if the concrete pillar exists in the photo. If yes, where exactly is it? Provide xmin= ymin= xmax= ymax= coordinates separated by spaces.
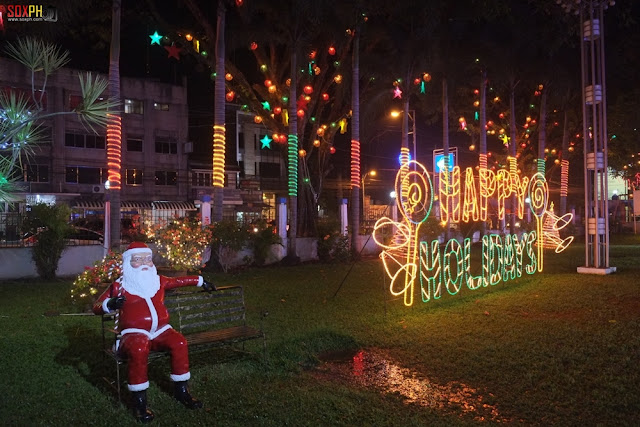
xmin=277 ymin=197 xmax=287 ymax=240
xmin=340 ymin=198 xmax=348 ymax=236
xmin=200 ymin=195 xmax=211 ymax=226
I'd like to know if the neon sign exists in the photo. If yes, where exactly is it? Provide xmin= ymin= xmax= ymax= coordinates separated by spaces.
xmin=373 ymin=160 xmax=573 ymax=307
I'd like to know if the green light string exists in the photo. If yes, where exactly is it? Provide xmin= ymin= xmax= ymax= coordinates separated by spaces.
xmin=287 ymin=134 xmax=298 ymax=196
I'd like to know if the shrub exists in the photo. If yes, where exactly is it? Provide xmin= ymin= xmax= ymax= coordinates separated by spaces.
xmin=209 ymin=219 xmax=250 ymax=272
xmin=316 ymin=218 xmax=351 ymax=263
xmin=70 ymin=250 xmax=122 ymax=306
xmin=144 ymin=215 xmax=212 ymax=272
xmin=23 ymin=203 xmax=71 ymax=279
xmin=247 ymin=219 xmax=283 ymax=266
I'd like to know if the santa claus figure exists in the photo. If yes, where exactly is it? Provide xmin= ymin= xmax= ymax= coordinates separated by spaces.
xmin=93 ymin=241 xmax=216 ymax=423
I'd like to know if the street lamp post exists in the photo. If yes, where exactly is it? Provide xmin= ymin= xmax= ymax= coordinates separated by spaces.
xmin=362 ymin=170 xmax=377 ymax=221
xmin=558 ymin=0 xmax=616 ymax=274
xmin=390 ymin=110 xmax=417 ymax=167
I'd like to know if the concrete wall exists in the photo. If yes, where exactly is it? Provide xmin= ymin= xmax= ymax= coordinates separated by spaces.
xmin=0 ymin=245 xmax=104 ymax=280
xmin=0 ymin=236 xmax=382 ymax=280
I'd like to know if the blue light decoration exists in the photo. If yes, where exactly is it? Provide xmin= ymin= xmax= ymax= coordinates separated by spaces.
xmin=398 ymin=152 xmax=412 ymax=165
xmin=149 ymin=31 xmax=163 ymax=45
xmin=260 ymin=135 xmax=272 ymax=149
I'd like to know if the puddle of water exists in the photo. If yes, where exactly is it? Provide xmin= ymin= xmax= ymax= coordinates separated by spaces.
xmin=314 ymin=348 xmax=509 ymax=423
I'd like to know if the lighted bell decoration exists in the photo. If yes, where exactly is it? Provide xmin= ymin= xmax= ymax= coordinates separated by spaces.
xmin=313 ymin=139 xmax=320 ymax=147
xmin=322 ymin=93 xmax=329 ymax=101
xmin=185 ymin=34 xmax=193 ymax=41
xmin=299 ymin=149 xmax=307 ymax=157
xmin=297 ymin=109 xmax=305 ymax=118
xmin=309 ymin=50 xmax=317 ymax=60
xmin=286 ymin=78 xmax=291 ymax=87
xmin=473 ymin=100 xmax=480 ymax=107
xmin=225 ymin=73 xmax=233 ymax=81
xmin=260 ymin=64 xmax=267 ymax=72
xmin=274 ymin=106 xmax=282 ymax=114
xmin=474 ymin=89 xmax=480 ymax=95
xmin=272 ymin=133 xmax=280 ymax=142
xmin=414 ymin=78 xmax=421 ymax=85
xmin=268 ymin=85 xmax=277 ymax=94
xmin=328 ymin=46 xmax=336 ymax=55
xmin=423 ymin=73 xmax=432 ymax=82
xmin=469 ymin=144 xmax=476 ymax=151
xmin=330 ymin=146 xmax=336 ymax=154
xmin=314 ymin=66 xmax=321 ymax=75
xmin=225 ymin=91 xmax=235 ymax=102
xmin=303 ymin=85 xmax=313 ymax=95
xmin=334 ymin=74 xmax=343 ymax=84
xmin=264 ymin=79 xmax=272 ymax=87
xmin=317 ymin=128 xmax=325 ymax=136
xmin=250 ymin=41 xmax=258 ymax=50
xmin=254 ymin=115 xmax=263 ymax=124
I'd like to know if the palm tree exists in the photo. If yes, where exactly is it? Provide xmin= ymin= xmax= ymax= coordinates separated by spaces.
xmin=0 ymin=37 xmax=118 ymax=203
xmin=107 ymin=0 xmax=123 ymax=249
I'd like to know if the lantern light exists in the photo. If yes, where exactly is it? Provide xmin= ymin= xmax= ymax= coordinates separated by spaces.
xmin=225 ymin=91 xmax=235 ymax=102
xmin=303 ymin=85 xmax=313 ymax=94
xmin=328 ymin=46 xmax=336 ymax=55
xmin=322 ymin=93 xmax=329 ymax=101
xmin=313 ymin=139 xmax=321 ymax=147
xmin=299 ymin=149 xmax=306 ymax=157
xmin=185 ymin=34 xmax=193 ymax=41
xmin=225 ymin=73 xmax=233 ymax=81
xmin=254 ymin=116 xmax=263 ymax=124
xmin=268 ymin=85 xmax=277 ymax=94
xmin=250 ymin=41 xmax=258 ymax=50
xmin=330 ymin=146 xmax=336 ymax=154
xmin=297 ymin=109 xmax=305 ymax=118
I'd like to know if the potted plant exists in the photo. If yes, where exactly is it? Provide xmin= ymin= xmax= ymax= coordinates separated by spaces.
xmin=71 ymin=251 xmax=122 ymax=310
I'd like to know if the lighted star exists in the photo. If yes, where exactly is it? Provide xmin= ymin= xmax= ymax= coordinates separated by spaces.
xmin=260 ymin=135 xmax=272 ymax=149
xmin=261 ymin=101 xmax=271 ymax=111
xmin=165 ymin=44 xmax=182 ymax=60
xmin=149 ymin=31 xmax=163 ymax=45
xmin=393 ymin=86 xmax=402 ymax=99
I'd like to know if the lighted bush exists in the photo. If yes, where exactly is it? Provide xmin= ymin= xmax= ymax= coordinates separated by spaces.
xmin=71 ymin=250 xmax=122 ymax=306
xmin=145 ymin=215 xmax=212 ymax=272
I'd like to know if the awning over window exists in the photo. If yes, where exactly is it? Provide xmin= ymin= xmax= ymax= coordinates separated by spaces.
xmin=72 ymin=200 xmax=194 ymax=210
xmin=152 ymin=201 xmax=197 ymax=210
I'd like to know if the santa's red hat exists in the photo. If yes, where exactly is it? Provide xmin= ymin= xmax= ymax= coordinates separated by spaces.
xmin=122 ymin=241 xmax=152 ymax=259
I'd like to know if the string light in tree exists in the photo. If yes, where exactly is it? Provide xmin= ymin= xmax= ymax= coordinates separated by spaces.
xmin=106 ymin=113 xmax=122 ymax=190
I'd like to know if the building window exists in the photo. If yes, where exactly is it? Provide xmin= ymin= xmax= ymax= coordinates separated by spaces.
xmin=65 ymin=132 xmax=105 ymax=149
xmin=127 ymin=138 xmax=143 ymax=152
xmin=124 ymin=99 xmax=144 ymax=114
xmin=155 ymin=138 xmax=177 ymax=154
xmin=239 ymin=132 xmax=245 ymax=149
xmin=259 ymin=162 xmax=281 ymax=178
xmin=126 ymin=169 xmax=143 ymax=185
xmin=153 ymin=102 xmax=169 ymax=111
xmin=65 ymin=166 xmax=106 ymax=184
xmin=192 ymin=172 xmax=212 ymax=187
xmin=155 ymin=170 xmax=177 ymax=186
xmin=69 ymin=94 xmax=82 ymax=109
xmin=26 ymin=165 xmax=49 ymax=182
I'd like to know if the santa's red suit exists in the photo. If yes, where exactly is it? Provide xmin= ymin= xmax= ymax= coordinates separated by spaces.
xmin=93 ymin=244 xmax=204 ymax=392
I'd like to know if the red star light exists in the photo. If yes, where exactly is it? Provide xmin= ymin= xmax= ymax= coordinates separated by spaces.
xmin=165 ymin=44 xmax=182 ymax=60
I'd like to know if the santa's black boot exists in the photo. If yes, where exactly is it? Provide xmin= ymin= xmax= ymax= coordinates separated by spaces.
xmin=131 ymin=390 xmax=154 ymax=423
xmin=174 ymin=381 xmax=203 ymax=409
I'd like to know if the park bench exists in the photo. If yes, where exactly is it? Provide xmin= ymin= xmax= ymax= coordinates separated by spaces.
xmin=101 ymin=285 xmax=267 ymax=401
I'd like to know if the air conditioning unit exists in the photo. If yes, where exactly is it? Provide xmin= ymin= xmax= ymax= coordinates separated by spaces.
xmin=92 ymin=185 xmax=105 ymax=194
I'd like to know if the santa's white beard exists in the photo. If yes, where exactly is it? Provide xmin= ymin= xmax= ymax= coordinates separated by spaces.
xmin=121 ymin=260 xmax=161 ymax=299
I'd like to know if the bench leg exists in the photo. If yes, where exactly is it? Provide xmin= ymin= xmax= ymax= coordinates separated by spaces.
xmin=116 ymin=359 xmax=122 ymax=403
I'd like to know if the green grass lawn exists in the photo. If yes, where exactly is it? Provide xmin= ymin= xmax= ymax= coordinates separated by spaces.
xmin=1 ymin=235 xmax=639 ymax=425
